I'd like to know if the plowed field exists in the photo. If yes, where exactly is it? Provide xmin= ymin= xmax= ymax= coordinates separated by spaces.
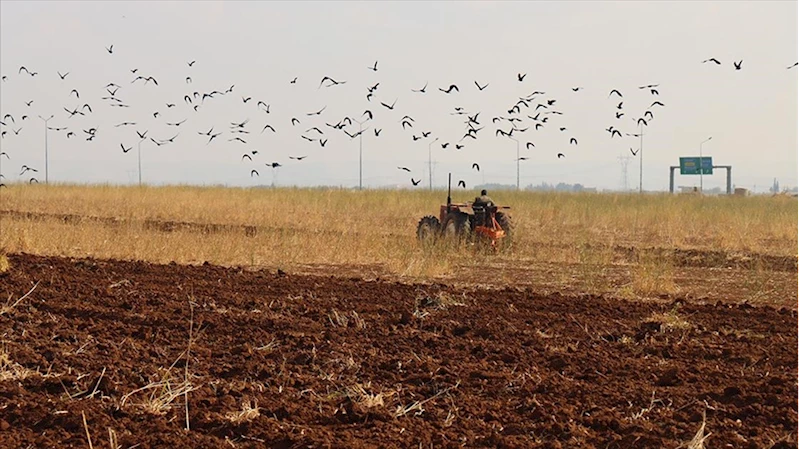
xmin=1 ymin=253 xmax=796 ymax=448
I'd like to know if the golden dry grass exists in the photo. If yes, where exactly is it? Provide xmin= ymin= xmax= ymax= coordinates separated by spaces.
xmin=0 ymin=184 xmax=796 ymax=296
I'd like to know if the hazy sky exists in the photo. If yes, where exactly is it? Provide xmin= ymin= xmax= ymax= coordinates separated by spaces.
xmin=0 ymin=1 xmax=796 ymax=192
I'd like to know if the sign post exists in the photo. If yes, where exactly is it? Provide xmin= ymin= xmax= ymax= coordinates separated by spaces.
xmin=679 ymin=157 xmax=713 ymax=176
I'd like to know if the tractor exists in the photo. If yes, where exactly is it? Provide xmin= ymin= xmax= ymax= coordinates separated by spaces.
xmin=416 ymin=174 xmax=513 ymax=249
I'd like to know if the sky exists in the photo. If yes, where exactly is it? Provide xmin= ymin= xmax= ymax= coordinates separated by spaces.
xmin=0 ymin=1 xmax=797 ymax=192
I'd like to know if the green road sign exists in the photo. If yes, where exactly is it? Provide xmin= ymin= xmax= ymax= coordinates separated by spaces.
xmin=680 ymin=157 xmax=713 ymax=175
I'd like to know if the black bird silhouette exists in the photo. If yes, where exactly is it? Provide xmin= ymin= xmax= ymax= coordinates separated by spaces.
xmin=616 ymin=112 xmax=625 ymax=119
xmin=363 ymin=110 xmax=373 ymax=120
xmin=261 ymin=124 xmax=276 ymax=133
xmin=368 ymin=60 xmax=378 ymax=71
xmin=455 ymin=144 xmax=464 ymax=150
xmin=572 ymin=87 xmax=583 ymax=91
xmin=307 ymin=106 xmax=326 ymax=116
xmin=569 ymin=137 xmax=578 ymax=145
xmin=230 ymin=136 xmax=247 ymax=144
xmin=29 ymin=178 xmax=39 ymax=184
xmin=306 ymin=127 xmax=323 ymax=135
xmin=269 ymin=162 xmax=282 ymax=168
xmin=617 ymin=101 xmax=623 ymax=110
xmin=733 ymin=60 xmax=743 ymax=70
xmin=188 ymin=60 xmax=196 ymax=67
xmin=517 ymin=73 xmax=526 ymax=82
xmin=206 ymin=132 xmax=222 ymax=144
xmin=290 ymin=155 xmax=308 ymax=160
xmin=242 ymin=154 xmax=252 ymax=161
xmin=166 ymin=103 xmax=175 ymax=108
xmin=257 ymin=101 xmax=270 ymax=112
xmin=472 ymin=163 xmax=480 ymax=171
xmin=457 ymin=180 xmax=466 ymax=188
xmin=608 ymin=89 xmax=623 ymax=98
xmin=105 ymin=44 xmax=114 ymax=54
xmin=557 ymin=153 xmax=565 ymax=159
xmin=318 ymin=76 xmax=346 ymax=88
xmin=474 ymin=81 xmax=489 ymax=91
xmin=367 ymin=83 xmax=379 ymax=92
xmin=526 ymin=142 xmax=535 ymax=149
xmin=186 ymin=77 xmax=192 ymax=84
xmin=25 ymin=100 xmax=33 ymax=106
xmin=66 ymin=132 xmax=74 ymax=138
xmin=411 ymin=178 xmax=421 ymax=186
xmin=166 ymin=119 xmax=186 ymax=127
xmin=153 ymin=112 xmax=160 ymax=118
xmin=412 ymin=82 xmax=427 ymax=93
xmin=290 ymin=77 xmax=297 ymax=84
xmin=19 ymin=165 xmax=38 ymax=175
xmin=412 ymin=135 xmax=421 ymax=141
xmin=702 ymin=58 xmax=721 ymax=65
xmin=136 ymin=130 xmax=148 ymax=139
xmin=397 ymin=166 xmax=411 ymax=172
xmin=611 ymin=129 xmax=622 ymax=138
xmin=439 ymin=84 xmax=459 ymax=94
xmin=319 ymin=139 xmax=327 ymax=147
xmin=291 ymin=117 xmax=300 ymax=126
xmin=115 ymin=122 xmax=136 ymax=127
xmin=374 ymin=128 xmax=381 ymax=137
xmin=637 ymin=118 xmax=648 ymax=127
xmin=12 ymin=128 xmax=22 ymax=135
xmin=380 ymin=99 xmax=397 ymax=110
xmin=57 ymin=71 xmax=69 ymax=80
xmin=788 ymin=62 xmax=798 ymax=69
xmin=441 ymin=142 xmax=450 ymax=149
xmin=644 ymin=110 xmax=653 ymax=120
xmin=18 ymin=66 xmax=30 ymax=75
xmin=401 ymin=120 xmax=413 ymax=130
xmin=120 ymin=143 xmax=132 ymax=153
xmin=650 ymin=89 xmax=659 ymax=95
xmin=630 ymin=147 xmax=639 ymax=156
xmin=251 ymin=169 xmax=259 ymax=177
xmin=300 ymin=135 xmax=316 ymax=142
xmin=650 ymin=101 xmax=665 ymax=108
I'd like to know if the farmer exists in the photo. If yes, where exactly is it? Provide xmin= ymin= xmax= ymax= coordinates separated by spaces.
xmin=473 ymin=189 xmax=494 ymax=208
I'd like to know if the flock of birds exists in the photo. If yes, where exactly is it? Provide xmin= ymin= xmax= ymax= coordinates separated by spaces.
xmin=1 ymin=49 xmax=797 ymax=188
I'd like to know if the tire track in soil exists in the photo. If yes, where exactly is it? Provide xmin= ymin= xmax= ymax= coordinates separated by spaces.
xmin=0 ymin=253 xmax=796 ymax=449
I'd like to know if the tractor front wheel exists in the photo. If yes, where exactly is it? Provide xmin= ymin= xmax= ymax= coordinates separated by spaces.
xmin=416 ymin=215 xmax=441 ymax=242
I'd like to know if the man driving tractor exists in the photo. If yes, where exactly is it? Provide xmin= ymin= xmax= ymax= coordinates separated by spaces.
xmin=473 ymin=189 xmax=494 ymax=208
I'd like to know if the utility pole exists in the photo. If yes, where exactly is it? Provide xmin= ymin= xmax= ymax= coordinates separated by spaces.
xmin=699 ymin=136 xmax=712 ymax=193
xmin=37 ymin=115 xmax=53 ymax=184
xmin=352 ymin=118 xmax=368 ymax=190
xmin=427 ymin=137 xmax=439 ymax=190
xmin=638 ymin=124 xmax=644 ymax=193
xmin=509 ymin=136 xmax=520 ymax=190
xmin=137 ymin=137 xmax=147 ymax=186
xmin=617 ymin=153 xmax=632 ymax=191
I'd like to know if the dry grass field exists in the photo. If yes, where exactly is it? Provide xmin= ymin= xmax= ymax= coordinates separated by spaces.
xmin=1 ymin=184 xmax=796 ymax=448
xmin=0 ymin=184 xmax=796 ymax=304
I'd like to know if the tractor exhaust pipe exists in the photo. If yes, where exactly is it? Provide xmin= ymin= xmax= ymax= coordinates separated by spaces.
xmin=447 ymin=173 xmax=452 ymax=211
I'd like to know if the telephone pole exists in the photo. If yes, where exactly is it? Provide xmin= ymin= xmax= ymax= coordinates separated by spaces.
xmin=352 ymin=118 xmax=368 ymax=190
xmin=427 ymin=137 xmax=438 ymax=190
xmin=37 ymin=114 xmax=54 ymax=184
xmin=617 ymin=153 xmax=632 ymax=191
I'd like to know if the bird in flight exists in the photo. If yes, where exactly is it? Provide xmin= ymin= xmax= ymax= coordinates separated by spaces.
xmin=318 ymin=76 xmax=345 ymax=88
xmin=569 ymin=137 xmax=578 ymax=145
xmin=290 ymin=77 xmax=298 ymax=84
xmin=439 ymin=84 xmax=459 ymax=94
xmin=307 ymin=106 xmax=326 ymax=116
xmin=251 ymin=169 xmax=259 ymax=177
xmin=367 ymin=61 xmax=378 ymax=71
xmin=242 ymin=154 xmax=252 ymax=161
xmin=630 ymin=147 xmax=639 ymax=156
xmin=733 ymin=60 xmax=743 ymax=70
xmin=380 ymin=98 xmax=397 ymax=110
xmin=557 ymin=153 xmax=565 ymax=159
xmin=608 ymin=89 xmax=622 ymax=98
xmin=120 ymin=143 xmax=132 ymax=153
xmin=188 ymin=60 xmax=196 ymax=67
xmin=517 ymin=73 xmax=526 ymax=82
xmin=289 ymin=155 xmax=308 ymax=161
xmin=411 ymin=178 xmax=421 ymax=186
xmin=572 ymin=87 xmax=583 ymax=91
xmin=472 ymin=163 xmax=480 ymax=171
xmin=261 ymin=124 xmax=276 ymax=133
xmin=20 ymin=165 xmax=38 ymax=175
xmin=650 ymin=101 xmax=665 ymax=108
xmin=412 ymin=82 xmax=428 ymax=93
xmin=702 ymin=58 xmax=721 ymax=65
xmin=166 ymin=119 xmax=186 ymax=127
xmin=788 ymin=62 xmax=798 ymax=69
xmin=397 ymin=167 xmax=411 ymax=172
xmin=526 ymin=142 xmax=535 ymax=149
xmin=57 ymin=71 xmax=69 ymax=80
xmin=105 ymin=44 xmax=114 ymax=54
xmin=474 ymin=81 xmax=489 ymax=91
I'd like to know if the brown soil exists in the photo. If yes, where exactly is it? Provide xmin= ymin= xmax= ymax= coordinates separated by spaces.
xmin=0 ymin=253 xmax=796 ymax=448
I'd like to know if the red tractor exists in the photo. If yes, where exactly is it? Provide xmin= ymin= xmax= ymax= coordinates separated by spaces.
xmin=416 ymin=174 xmax=513 ymax=249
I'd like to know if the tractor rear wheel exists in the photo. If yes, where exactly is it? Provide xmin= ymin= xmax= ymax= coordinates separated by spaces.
xmin=416 ymin=215 xmax=441 ymax=242
xmin=443 ymin=212 xmax=471 ymax=241
xmin=495 ymin=212 xmax=514 ymax=249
